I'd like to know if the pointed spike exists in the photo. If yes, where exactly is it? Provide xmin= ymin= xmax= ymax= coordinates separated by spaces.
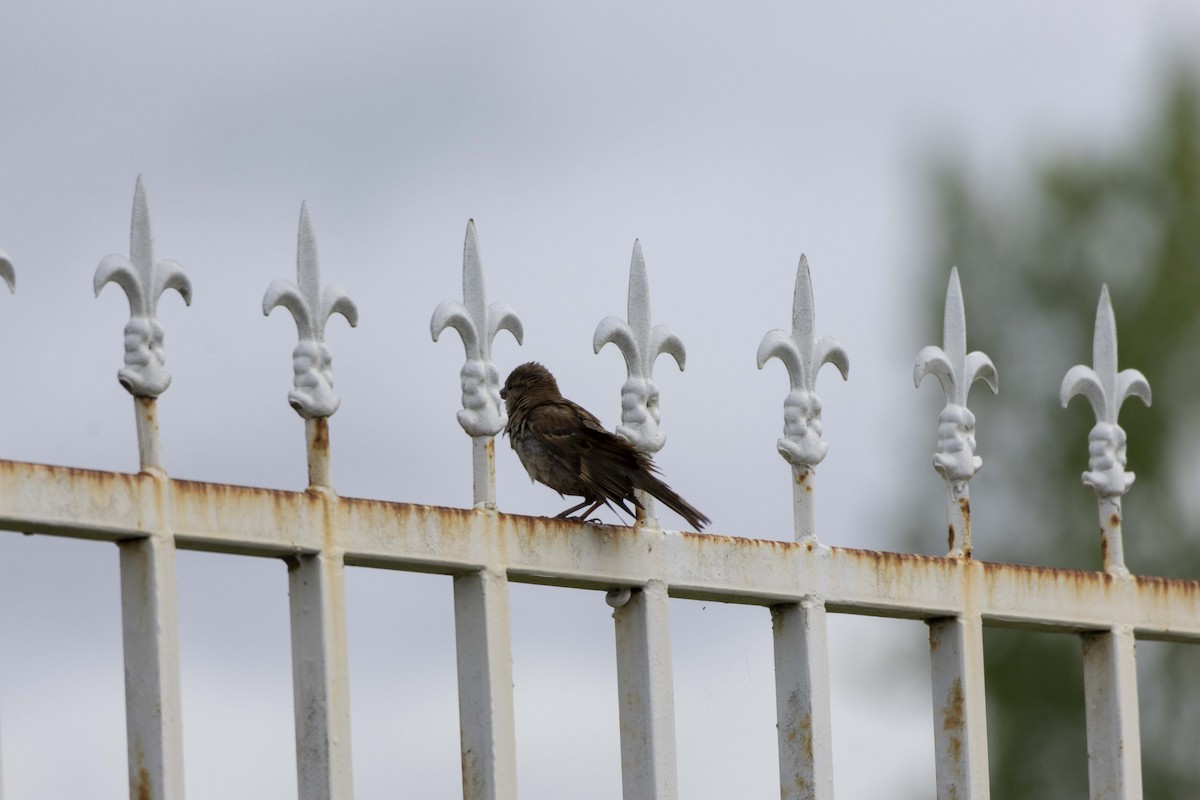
xmin=130 ymin=176 xmax=154 ymax=307
xmin=463 ymin=219 xmax=487 ymax=326
xmin=627 ymin=239 xmax=651 ymax=361
xmin=943 ymin=268 xmax=967 ymax=376
xmin=1094 ymin=285 xmax=1119 ymax=417
xmin=297 ymin=202 xmax=321 ymax=304
xmin=792 ymin=254 xmax=816 ymax=381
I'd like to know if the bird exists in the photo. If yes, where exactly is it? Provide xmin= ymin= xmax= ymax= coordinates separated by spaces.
xmin=500 ymin=361 xmax=709 ymax=530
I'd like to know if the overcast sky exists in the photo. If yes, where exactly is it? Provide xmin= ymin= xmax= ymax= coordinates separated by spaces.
xmin=2 ymin=2 xmax=1198 ymax=798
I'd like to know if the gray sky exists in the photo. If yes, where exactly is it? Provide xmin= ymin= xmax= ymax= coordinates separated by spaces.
xmin=1 ymin=2 xmax=1197 ymax=798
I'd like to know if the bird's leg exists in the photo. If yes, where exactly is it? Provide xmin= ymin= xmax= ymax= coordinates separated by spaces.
xmin=554 ymin=493 xmax=650 ymax=527
xmin=588 ymin=499 xmax=638 ymax=526
xmin=578 ymin=500 xmax=607 ymax=523
xmin=612 ymin=497 xmax=638 ymax=518
xmin=556 ymin=499 xmax=594 ymax=518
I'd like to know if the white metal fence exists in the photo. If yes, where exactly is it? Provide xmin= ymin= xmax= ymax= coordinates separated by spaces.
xmin=1 ymin=179 xmax=1197 ymax=800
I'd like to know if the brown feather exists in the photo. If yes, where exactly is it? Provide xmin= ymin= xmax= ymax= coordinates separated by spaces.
xmin=501 ymin=362 xmax=709 ymax=531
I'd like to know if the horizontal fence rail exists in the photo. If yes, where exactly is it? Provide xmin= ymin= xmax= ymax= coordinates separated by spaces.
xmin=0 ymin=177 xmax=1195 ymax=800
xmin=2 ymin=461 xmax=1198 ymax=635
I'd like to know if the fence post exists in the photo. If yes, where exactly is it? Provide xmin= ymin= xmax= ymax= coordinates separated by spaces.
xmin=93 ymin=177 xmax=191 ymax=800
xmin=772 ymin=598 xmax=834 ymax=800
xmin=288 ymin=546 xmax=355 ymax=799
xmin=1060 ymin=287 xmax=1148 ymax=798
xmin=928 ymin=610 xmax=990 ymax=799
xmin=1081 ymin=625 xmax=1143 ymax=800
xmin=610 ymin=578 xmax=678 ymax=799
xmin=265 ymin=203 xmax=359 ymax=799
xmin=120 ymin=524 xmax=186 ymax=800
xmin=756 ymin=256 xmax=844 ymax=798
xmin=454 ymin=567 xmax=519 ymax=800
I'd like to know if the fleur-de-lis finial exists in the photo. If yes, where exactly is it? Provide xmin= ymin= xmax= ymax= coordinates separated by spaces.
xmin=431 ymin=220 xmax=524 ymax=438
xmin=263 ymin=202 xmax=359 ymax=419
xmin=914 ymin=268 xmax=997 ymax=559
xmin=1061 ymin=285 xmax=1151 ymax=499
xmin=914 ymin=268 xmax=998 ymax=483
xmin=0 ymin=249 xmax=14 ymax=294
xmin=757 ymin=254 xmax=849 ymax=469
xmin=757 ymin=255 xmax=848 ymax=544
xmin=94 ymin=176 xmax=192 ymax=397
xmin=593 ymin=240 xmax=685 ymax=455
xmin=1060 ymin=285 xmax=1150 ymax=575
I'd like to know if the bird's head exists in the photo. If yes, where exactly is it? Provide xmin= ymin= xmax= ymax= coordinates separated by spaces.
xmin=501 ymin=361 xmax=560 ymax=406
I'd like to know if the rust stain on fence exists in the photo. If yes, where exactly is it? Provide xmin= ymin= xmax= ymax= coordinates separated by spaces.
xmin=680 ymin=530 xmax=794 ymax=553
xmin=310 ymin=416 xmax=329 ymax=452
xmin=799 ymin=710 xmax=814 ymax=761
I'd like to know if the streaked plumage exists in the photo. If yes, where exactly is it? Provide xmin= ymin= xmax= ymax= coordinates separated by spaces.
xmin=501 ymin=362 xmax=709 ymax=530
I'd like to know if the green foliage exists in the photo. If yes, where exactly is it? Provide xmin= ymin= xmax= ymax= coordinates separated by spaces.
xmin=915 ymin=66 xmax=1200 ymax=798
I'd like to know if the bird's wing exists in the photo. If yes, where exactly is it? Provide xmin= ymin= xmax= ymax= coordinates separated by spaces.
xmin=526 ymin=398 xmax=595 ymax=444
xmin=527 ymin=399 xmax=647 ymax=503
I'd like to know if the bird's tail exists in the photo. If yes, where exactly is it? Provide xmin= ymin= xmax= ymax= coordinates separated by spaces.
xmin=632 ymin=472 xmax=710 ymax=531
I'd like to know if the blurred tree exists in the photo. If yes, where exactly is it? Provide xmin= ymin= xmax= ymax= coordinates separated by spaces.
xmin=912 ymin=65 xmax=1200 ymax=798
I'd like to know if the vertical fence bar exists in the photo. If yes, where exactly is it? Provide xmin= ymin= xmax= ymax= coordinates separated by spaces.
xmin=790 ymin=467 xmax=815 ymax=543
xmin=772 ymin=598 xmax=834 ymax=800
xmin=472 ymin=436 xmax=497 ymax=509
xmin=134 ymin=397 xmax=164 ymax=474
xmin=1081 ymin=626 xmax=1143 ymax=800
xmin=1097 ymin=497 xmax=1127 ymax=577
xmin=611 ymin=578 xmax=678 ymax=800
xmin=288 ymin=546 xmax=355 ymax=800
xmin=431 ymin=222 xmax=523 ymax=797
xmin=92 ymin=178 xmax=192 ymax=800
xmin=928 ymin=613 xmax=990 ymax=800
xmin=454 ymin=568 xmax=519 ymax=800
xmin=307 ymin=418 xmax=332 ymax=489
xmin=262 ymin=203 xmax=360 ymax=799
xmin=120 ymin=527 xmax=186 ymax=800
xmin=946 ymin=480 xmax=972 ymax=560
xmin=757 ymin=256 xmax=845 ymax=798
